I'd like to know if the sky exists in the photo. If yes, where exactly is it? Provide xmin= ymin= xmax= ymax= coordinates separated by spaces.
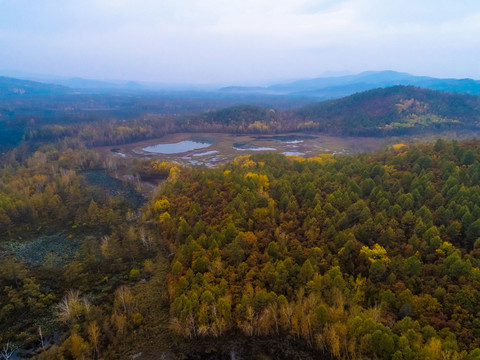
xmin=1 ymin=0 xmax=480 ymax=85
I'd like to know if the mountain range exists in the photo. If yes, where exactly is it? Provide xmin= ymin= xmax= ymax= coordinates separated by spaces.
xmin=220 ymin=70 xmax=480 ymax=100
xmin=3 ymin=70 xmax=480 ymax=100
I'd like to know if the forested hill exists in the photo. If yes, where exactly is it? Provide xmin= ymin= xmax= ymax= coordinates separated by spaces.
xmin=183 ymin=86 xmax=480 ymax=136
xmin=0 ymin=76 xmax=71 ymax=96
xmin=146 ymin=141 xmax=480 ymax=359
xmin=294 ymin=86 xmax=480 ymax=136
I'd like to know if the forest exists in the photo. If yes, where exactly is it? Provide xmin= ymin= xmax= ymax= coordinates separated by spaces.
xmin=5 ymin=0 xmax=480 ymax=355
xmin=3 ymin=81 xmax=480 ymax=359
xmin=3 ymin=136 xmax=480 ymax=359
xmin=148 ymin=141 xmax=480 ymax=359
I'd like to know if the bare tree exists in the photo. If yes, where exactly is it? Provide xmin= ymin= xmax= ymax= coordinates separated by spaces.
xmin=0 ymin=342 xmax=16 ymax=360
xmin=114 ymin=285 xmax=133 ymax=314
xmin=38 ymin=326 xmax=45 ymax=350
xmin=57 ymin=289 xmax=82 ymax=324
xmin=139 ymin=227 xmax=152 ymax=249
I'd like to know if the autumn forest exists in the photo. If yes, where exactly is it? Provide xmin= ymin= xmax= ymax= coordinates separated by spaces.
xmin=2 ymin=81 xmax=480 ymax=359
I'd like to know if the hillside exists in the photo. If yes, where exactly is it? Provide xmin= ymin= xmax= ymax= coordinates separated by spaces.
xmin=294 ymin=86 xmax=480 ymax=136
xmin=184 ymin=86 xmax=480 ymax=136
xmin=148 ymin=143 xmax=480 ymax=359
xmin=178 ymin=105 xmax=278 ymax=132
xmin=0 ymin=76 xmax=71 ymax=97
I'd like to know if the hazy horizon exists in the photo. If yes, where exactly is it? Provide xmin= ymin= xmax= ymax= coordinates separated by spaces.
xmin=2 ymin=0 xmax=480 ymax=85
xmin=0 ymin=68 xmax=448 ymax=88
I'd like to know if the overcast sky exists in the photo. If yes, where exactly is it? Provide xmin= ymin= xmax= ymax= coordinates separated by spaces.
xmin=1 ymin=0 xmax=480 ymax=85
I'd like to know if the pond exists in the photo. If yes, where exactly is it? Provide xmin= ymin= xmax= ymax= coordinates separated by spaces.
xmin=143 ymin=140 xmax=213 ymax=154
xmin=106 ymin=132 xmax=390 ymax=168
xmin=283 ymin=151 xmax=305 ymax=156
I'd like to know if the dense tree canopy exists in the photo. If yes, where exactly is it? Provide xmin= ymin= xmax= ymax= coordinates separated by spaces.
xmin=145 ymin=140 xmax=480 ymax=359
xmin=4 ymin=140 xmax=480 ymax=359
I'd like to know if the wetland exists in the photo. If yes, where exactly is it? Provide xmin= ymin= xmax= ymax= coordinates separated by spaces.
xmin=104 ymin=132 xmax=390 ymax=167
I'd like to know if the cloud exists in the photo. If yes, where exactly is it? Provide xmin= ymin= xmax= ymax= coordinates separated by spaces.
xmin=1 ymin=0 xmax=480 ymax=83
xmin=295 ymin=0 xmax=350 ymax=14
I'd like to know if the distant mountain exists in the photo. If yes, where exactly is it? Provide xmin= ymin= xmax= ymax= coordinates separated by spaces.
xmin=51 ymin=77 xmax=123 ymax=90
xmin=0 ymin=74 xmax=211 ymax=94
xmin=219 ymin=86 xmax=268 ymax=94
xmin=45 ymin=77 xmax=169 ymax=92
xmin=6 ymin=70 xmax=480 ymax=100
xmin=0 ymin=76 xmax=71 ymax=96
xmin=219 ymin=71 xmax=480 ymax=100
xmin=187 ymin=86 xmax=480 ymax=136
xmin=20 ymin=76 xmax=221 ymax=93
